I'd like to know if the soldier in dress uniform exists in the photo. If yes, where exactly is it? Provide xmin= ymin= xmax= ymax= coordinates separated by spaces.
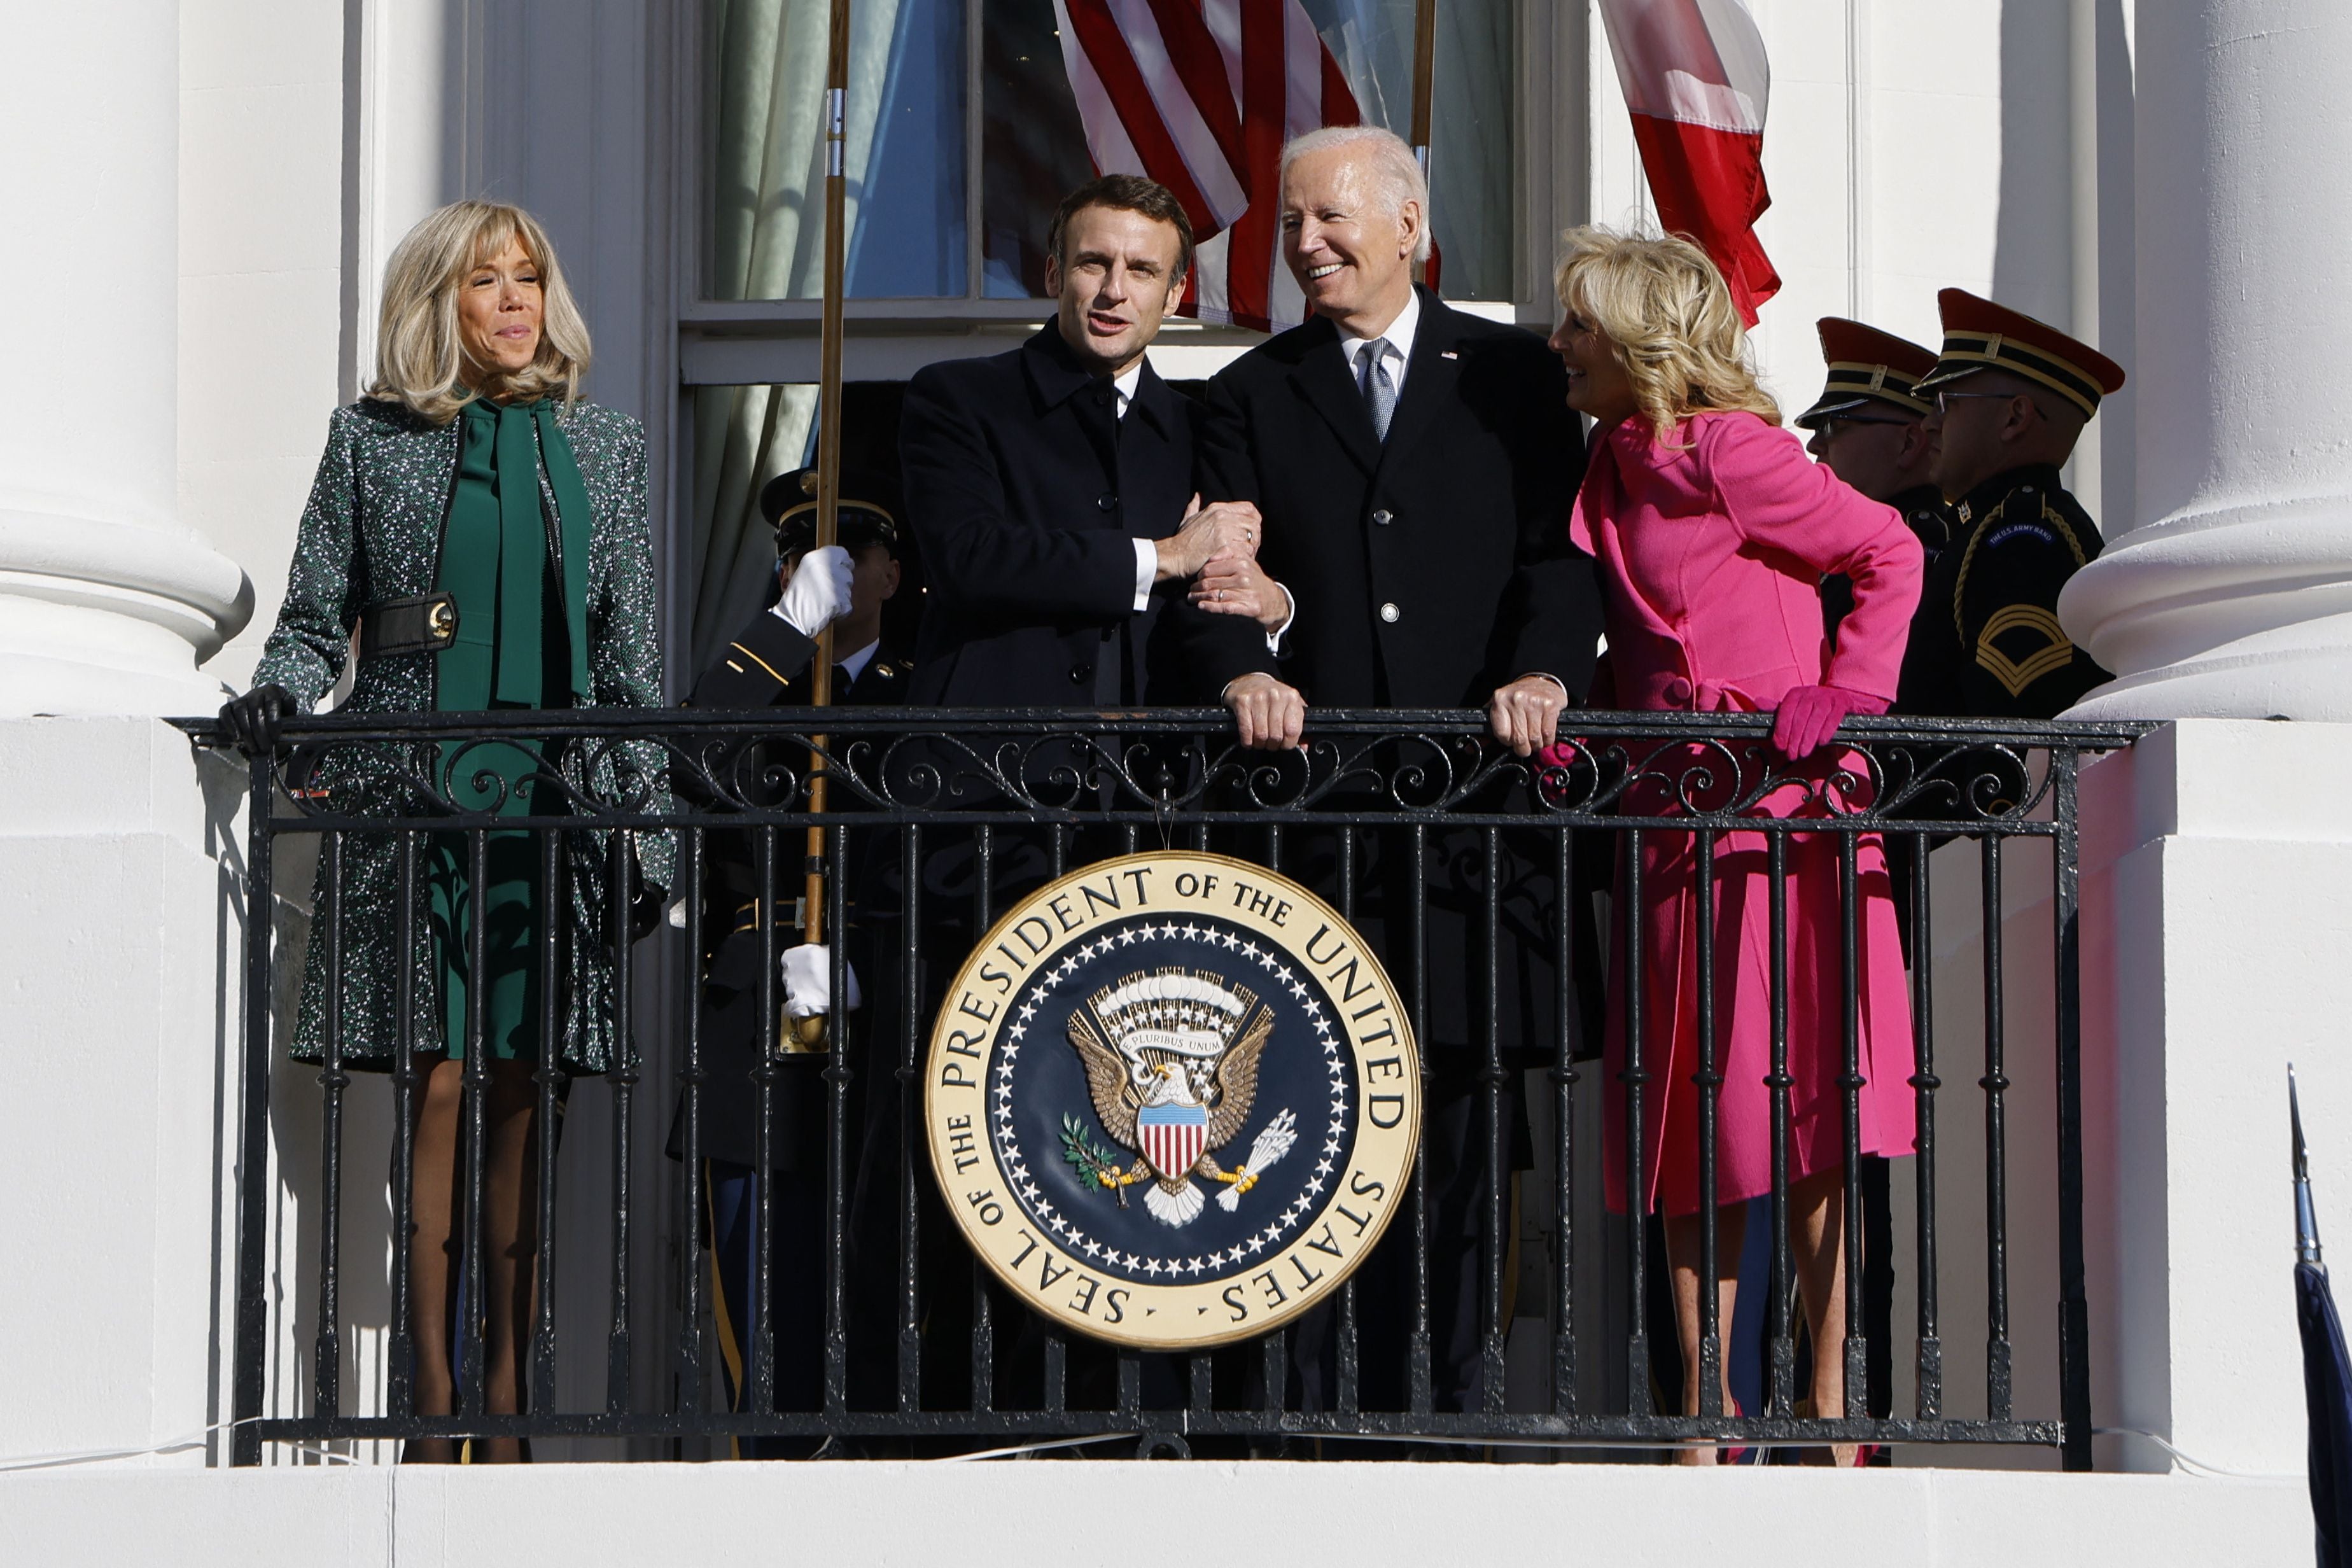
xmin=666 ymin=466 xmax=911 ymax=1457
xmin=1796 ymin=317 xmax=1957 ymax=643
xmin=1898 ymin=289 xmax=2126 ymax=718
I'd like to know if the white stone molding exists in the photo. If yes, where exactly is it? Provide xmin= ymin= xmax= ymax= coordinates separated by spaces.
xmin=0 ymin=512 xmax=252 ymax=715
xmin=2062 ymin=1 xmax=2352 ymax=719
xmin=0 ymin=3 xmax=250 ymax=717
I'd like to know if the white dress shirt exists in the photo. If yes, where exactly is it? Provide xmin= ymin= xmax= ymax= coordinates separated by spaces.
xmin=837 ymin=637 xmax=879 ymax=686
xmin=1111 ymin=363 xmax=1161 ymax=612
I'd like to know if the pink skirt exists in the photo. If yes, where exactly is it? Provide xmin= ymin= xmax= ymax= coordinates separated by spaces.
xmin=1598 ymin=762 xmax=1917 ymax=1217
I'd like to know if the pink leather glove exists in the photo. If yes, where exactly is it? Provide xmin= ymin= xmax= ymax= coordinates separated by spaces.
xmin=1770 ymin=684 xmax=1888 ymax=761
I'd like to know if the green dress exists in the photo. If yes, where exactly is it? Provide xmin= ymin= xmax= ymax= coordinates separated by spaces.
xmin=428 ymin=396 xmax=598 ymax=1061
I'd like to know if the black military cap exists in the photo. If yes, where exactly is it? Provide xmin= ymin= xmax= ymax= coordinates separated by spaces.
xmin=759 ymin=466 xmax=903 ymax=558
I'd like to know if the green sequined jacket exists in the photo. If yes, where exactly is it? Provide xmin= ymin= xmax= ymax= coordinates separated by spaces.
xmin=254 ymin=397 xmax=673 ymax=1071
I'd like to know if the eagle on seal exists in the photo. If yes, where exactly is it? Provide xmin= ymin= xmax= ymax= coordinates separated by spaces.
xmin=1065 ymin=967 xmax=1284 ymax=1228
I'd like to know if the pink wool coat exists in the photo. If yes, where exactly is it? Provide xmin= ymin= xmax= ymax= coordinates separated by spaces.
xmin=1570 ymin=410 xmax=1924 ymax=1215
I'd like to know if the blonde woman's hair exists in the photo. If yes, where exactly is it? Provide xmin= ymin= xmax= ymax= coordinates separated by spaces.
xmin=369 ymin=200 xmax=591 ymax=423
xmin=1553 ymin=226 xmax=1777 ymax=443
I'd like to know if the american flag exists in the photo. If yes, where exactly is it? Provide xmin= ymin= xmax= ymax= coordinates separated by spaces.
xmin=1051 ymin=0 xmax=1362 ymax=333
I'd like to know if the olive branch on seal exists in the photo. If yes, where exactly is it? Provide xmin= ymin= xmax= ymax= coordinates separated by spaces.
xmin=1060 ymin=1115 xmax=1129 ymax=1208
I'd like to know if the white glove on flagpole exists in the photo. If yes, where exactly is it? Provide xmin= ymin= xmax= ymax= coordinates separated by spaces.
xmin=772 ymin=544 xmax=855 ymax=639
xmin=781 ymin=942 xmax=862 ymax=1017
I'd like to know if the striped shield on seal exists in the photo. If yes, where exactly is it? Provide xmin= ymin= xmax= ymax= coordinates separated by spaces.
xmin=1137 ymin=1102 xmax=1209 ymax=1181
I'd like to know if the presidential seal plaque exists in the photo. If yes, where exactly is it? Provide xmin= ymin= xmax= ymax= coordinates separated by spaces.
xmin=925 ymin=851 xmax=1420 ymax=1351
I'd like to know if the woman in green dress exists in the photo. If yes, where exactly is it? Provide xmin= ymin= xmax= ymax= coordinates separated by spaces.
xmin=221 ymin=200 xmax=668 ymax=1461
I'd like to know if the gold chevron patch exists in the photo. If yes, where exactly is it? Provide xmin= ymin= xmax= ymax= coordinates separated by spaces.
xmin=1975 ymin=604 xmax=2075 ymax=697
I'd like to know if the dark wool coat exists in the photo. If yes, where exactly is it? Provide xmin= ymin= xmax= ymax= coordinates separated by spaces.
xmin=1193 ymin=286 xmax=1603 ymax=704
xmin=253 ymin=396 xmax=671 ymax=1070
xmin=1191 ymin=291 xmax=1605 ymax=1060
xmin=898 ymin=322 xmax=1266 ymax=708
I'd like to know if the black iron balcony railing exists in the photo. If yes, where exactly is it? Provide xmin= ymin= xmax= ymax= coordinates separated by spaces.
xmin=182 ymin=706 xmax=2153 ymax=1467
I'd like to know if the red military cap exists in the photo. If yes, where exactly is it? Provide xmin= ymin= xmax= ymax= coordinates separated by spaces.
xmin=1914 ymin=288 xmax=2127 ymax=419
xmin=1794 ymin=317 xmax=1938 ymax=430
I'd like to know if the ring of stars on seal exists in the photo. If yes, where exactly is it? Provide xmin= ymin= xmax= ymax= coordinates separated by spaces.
xmin=927 ymin=851 xmax=1421 ymax=1352
xmin=991 ymin=918 xmax=1351 ymax=1281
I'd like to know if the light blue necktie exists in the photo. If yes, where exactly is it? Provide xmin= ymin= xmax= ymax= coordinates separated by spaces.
xmin=1358 ymin=337 xmax=1396 ymax=442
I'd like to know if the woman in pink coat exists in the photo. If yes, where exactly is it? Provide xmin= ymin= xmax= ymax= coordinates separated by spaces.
xmin=1546 ymin=228 xmax=1922 ymax=1462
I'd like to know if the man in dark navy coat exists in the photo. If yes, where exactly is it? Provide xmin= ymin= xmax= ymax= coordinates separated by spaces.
xmin=899 ymin=174 xmax=1269 ymax=711
xmin=1189 ymin=125 xmax=1606 ymax=1423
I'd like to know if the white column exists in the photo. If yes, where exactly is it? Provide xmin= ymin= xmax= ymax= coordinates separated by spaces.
xmin=0 ymin=2 xmax=250 ymax=717
xmin=2061 ymin=0 xmax=2352 ymax=718
xmin=2075 ymin=720 xmax=2346 ymax=1481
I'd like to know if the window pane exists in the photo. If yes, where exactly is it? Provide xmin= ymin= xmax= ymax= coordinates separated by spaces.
xmin=1303 ymin=0 xmax=1518 ymax=301
xmin=704 ymin=0 xmax=967 ymax=300
xmin=979 ymin=0 xmax=1093 ymax=299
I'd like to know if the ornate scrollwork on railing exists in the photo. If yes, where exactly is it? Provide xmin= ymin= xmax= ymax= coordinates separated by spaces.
xmin=1529 ymin=730 xmax=2057 ymax=829
xmin=228 ymin=709 xmax=2131 ymax=832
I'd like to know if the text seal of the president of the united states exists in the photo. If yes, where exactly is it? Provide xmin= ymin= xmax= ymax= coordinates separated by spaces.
xmin=925 ymin=850 xmax=1421 ymax=1351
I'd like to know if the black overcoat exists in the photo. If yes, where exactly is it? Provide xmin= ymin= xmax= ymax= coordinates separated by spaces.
xmin=1195 ymin=291 xmax=1604 ymax=1061
xmin=899 ymin=321 xmax=1264 ymax=708
xmin=1194 ymin=286 xmax=1602 ymax=704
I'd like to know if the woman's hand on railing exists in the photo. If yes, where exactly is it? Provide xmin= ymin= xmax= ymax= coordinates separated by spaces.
xmin=220 ymin=683 xmax=293 ymax=757
xmin=1770 ymin=684 xmax=1887 ymax=761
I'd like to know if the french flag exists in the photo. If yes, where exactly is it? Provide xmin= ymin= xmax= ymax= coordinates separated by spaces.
xmin=1599 ymin=0 xmax=1781 ymax=326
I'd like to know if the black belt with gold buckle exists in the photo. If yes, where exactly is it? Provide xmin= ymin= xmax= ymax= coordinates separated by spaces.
xmin=358 ymin=591 xmax=459 ymax=659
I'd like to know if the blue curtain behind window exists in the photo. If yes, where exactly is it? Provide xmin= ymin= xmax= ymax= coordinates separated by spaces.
xmin=848 ymin=0 xmax=967 ymax=297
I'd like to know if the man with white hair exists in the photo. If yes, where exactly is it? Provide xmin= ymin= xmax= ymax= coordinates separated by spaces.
xmin=1191 ymin=124 xmax=1600 ymax=737
xmin=1189 ymin=124 xmax=1605 ymax=1424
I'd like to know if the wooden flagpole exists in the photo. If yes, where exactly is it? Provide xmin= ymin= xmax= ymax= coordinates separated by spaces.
xmin=797 ymin=0 xmax=852 ymax=1046
xmin=1409 ymin=0 xmax=1438 ymax=288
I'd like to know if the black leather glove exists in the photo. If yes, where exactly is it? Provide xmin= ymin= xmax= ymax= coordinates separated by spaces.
xmin=220 ymin=683 xmax=294 ymax=756
xmin=631 ymin=881 xmax=670 ymax=943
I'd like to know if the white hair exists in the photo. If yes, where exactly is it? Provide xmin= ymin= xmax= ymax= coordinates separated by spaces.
xmin=1278 ymin=125 xmax=1432 ymax=263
